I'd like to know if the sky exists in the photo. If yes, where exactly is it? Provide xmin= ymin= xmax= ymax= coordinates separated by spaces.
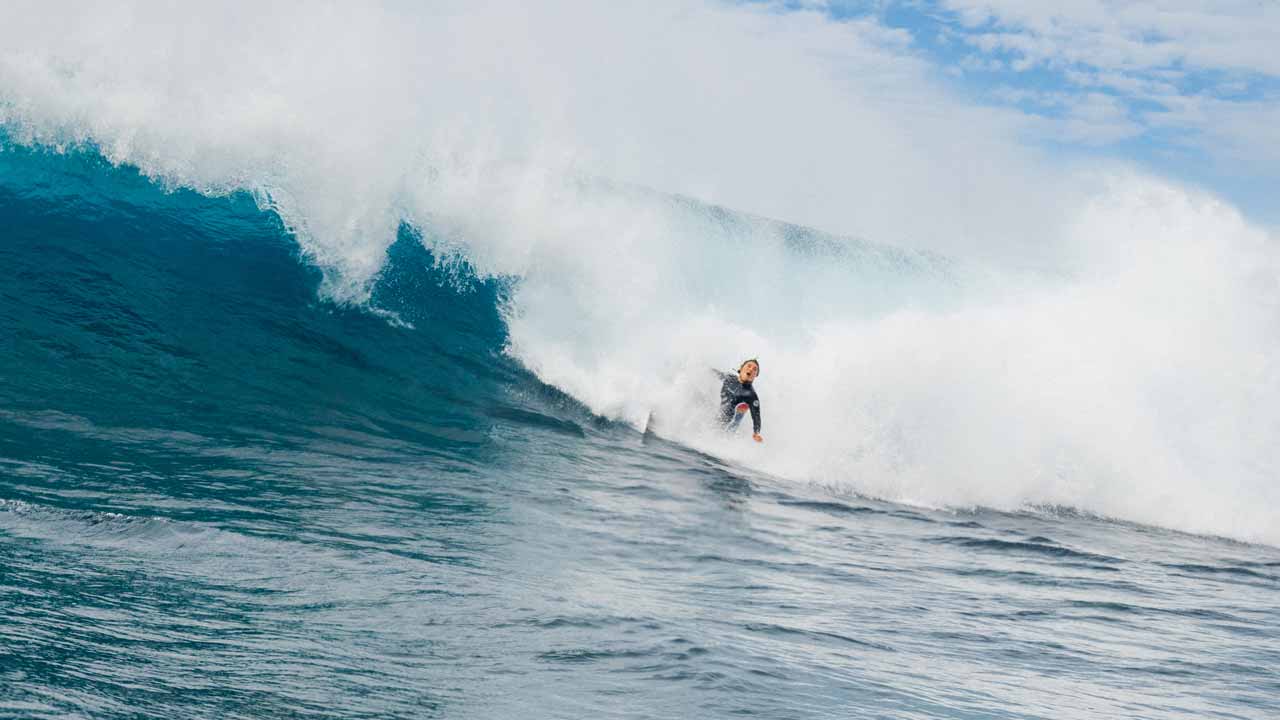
xmin=791 ymin=0 xmax=1280 ymax=226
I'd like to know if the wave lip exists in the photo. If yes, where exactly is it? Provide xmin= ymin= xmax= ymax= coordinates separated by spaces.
xmin=4 ymin=24 xmax=1280 ymax=548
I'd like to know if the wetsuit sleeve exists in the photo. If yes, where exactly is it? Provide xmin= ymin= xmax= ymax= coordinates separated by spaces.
xmin=717 ymin=375 xmax=735 ymax=421
xmin=750 ymin=397 xmax=761 ymax=434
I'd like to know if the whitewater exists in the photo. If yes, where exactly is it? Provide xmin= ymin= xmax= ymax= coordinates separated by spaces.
xmin=2 ymin=2 xmax=1279 ymax=718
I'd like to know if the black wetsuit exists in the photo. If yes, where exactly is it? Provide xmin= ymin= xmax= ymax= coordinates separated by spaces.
xmin=718 ymin=371 xmax=761 ymax=434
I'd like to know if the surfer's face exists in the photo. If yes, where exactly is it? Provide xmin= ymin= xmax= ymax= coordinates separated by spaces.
xmin=738 ymin=361 xmax=759 ymax=383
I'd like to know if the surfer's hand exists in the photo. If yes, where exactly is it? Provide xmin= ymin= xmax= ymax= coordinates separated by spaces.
xmin=752 ymin=433 xmax=763 ymax=443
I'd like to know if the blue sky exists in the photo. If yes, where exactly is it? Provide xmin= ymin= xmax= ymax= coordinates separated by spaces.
xmin=778 ymin=0 xmax=1280 ymax=225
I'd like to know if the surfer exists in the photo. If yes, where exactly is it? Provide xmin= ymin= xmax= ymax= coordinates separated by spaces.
xmin=718 ymin=359 xmax=763 ymax=442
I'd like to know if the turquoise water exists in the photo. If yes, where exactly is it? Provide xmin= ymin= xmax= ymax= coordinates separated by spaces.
xmin=2 ymin=145 xmax=1278 ymax=719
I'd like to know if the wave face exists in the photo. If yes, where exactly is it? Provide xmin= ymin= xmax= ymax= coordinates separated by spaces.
xmin=3 ymin=126 xmax=1280 ymax=550
xmin=3 ymin=1 xmax=1277 ymax=547
xmin=0 ymin=142 xmax=529 ymax=445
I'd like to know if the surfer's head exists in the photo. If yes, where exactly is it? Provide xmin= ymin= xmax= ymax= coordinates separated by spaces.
xmin=738 ymin=358 xmax=759 ymax=384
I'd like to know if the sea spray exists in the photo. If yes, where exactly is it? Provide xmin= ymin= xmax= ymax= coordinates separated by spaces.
xmin=2 ymin=1 xmax=1277 ymax=544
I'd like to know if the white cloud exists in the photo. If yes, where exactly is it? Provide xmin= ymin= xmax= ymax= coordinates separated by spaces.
xmin=1151 ymin=94 xmax=1280 ymax=171
xmin=942 ymin=1 xmax=1280 ymax=76
xmin=1060 ymin=92 xmax=1145 ymax=145
xmin=929 ymin=0 xmax=1280 ymax=200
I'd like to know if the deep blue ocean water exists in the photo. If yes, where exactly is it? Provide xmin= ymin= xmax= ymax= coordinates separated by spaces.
xmin=2 ymin=144 xmax=1279 ymax=719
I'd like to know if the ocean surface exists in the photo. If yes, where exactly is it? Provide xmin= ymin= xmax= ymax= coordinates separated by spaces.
xmin=2 ymin=141 xmax=1279 ymax=720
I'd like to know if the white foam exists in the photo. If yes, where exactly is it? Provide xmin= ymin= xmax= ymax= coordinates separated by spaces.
xmin=0 ymin=0 xmax=1070 ymax=298
xmin=2 ymin=2 xmax=1278 ymax=544
xmin=496 ymin=172 xmax=1280 ymax=546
